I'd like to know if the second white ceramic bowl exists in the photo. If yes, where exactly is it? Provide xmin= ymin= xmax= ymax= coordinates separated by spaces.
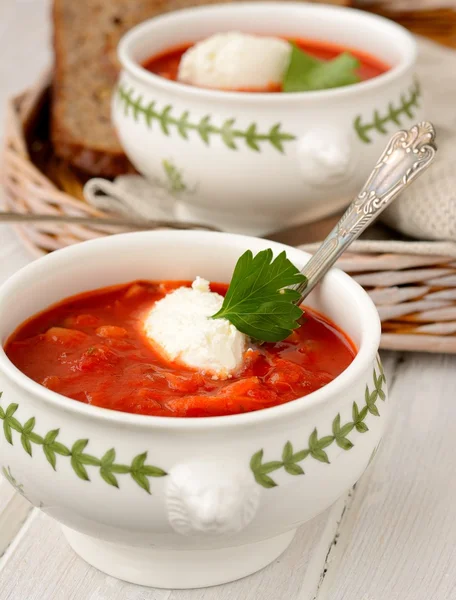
xmin=0 ymin=231 xmax=387 ymax=588
xmin=113 ymin=2 xmax=422 ymax=234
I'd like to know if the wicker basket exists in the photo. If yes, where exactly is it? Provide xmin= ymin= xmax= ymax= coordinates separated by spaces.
xmin=1 ymin=71 xmax=127 ymax=256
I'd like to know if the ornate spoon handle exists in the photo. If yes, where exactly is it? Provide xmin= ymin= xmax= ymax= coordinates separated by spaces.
xmin=294 ymin=122 xmax=437 ymax=302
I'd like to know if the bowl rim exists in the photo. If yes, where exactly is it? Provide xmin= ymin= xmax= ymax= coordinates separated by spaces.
xmin=117 ymin=1 xmax=417 ymax=105
xmin=0 ymin=231 xmax=381 ymax=431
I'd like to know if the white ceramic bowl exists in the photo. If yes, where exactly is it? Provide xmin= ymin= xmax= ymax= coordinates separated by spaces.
xmin=113 ymin=2 xmax=422 ymax=235
xmin=0 ymin=231 xmax=387 ymax=589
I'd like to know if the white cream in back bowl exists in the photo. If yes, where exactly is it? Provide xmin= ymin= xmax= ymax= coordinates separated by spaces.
xmin=113 ymin=2 xmax=423 ymax=235
xmin=177 ymin=32 xmax=291 ymax=90
xmin=0 ymin=231 xmax=387 ymax=589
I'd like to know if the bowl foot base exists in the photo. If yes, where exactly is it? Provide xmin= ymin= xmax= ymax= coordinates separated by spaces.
xmin=62 ymin=526 xmax=296 ymax=589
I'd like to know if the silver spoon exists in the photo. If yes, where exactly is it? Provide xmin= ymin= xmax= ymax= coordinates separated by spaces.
xmin=293 ymin=121 xmax=437 ymax=304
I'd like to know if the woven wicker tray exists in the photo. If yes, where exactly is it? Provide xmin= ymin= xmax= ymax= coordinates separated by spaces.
xmin=2 ymin=71 xmax=128 ymax=256
xmin=3 ymin=62 xmax=456 ymax=354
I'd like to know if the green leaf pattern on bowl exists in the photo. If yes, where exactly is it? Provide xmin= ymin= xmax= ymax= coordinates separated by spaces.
xmin=116 ymin=84 xmax=296 ymax=153
xmin=1 ymin=465 xmax=25 ymax=496
xmin=250 ymin=357 xmax=387 ymax=488
xmin=354 ymin=78 xmax=421 ymax=144
xmin=162 ymin=158 xmax=187 ymax=195
xmin=0 ymin=358 xmax=385 ymax=493
xmin=117 ymin=78 xmax=421 ymax=155
xmin=0 ymin=394 xmax=167 ymax=495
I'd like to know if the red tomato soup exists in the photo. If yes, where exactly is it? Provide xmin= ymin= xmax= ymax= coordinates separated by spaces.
xmin=143 ymin=37 xmax=389 ymax=90
xmin=4 ymin=281 xmax=356 ymax=418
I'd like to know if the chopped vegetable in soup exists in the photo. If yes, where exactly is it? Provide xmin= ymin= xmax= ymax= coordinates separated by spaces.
xmin=5 ymin=281 xmax=356 ymax=418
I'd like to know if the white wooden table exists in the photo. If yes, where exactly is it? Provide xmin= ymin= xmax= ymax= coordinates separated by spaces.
xmin=1 ymin=2 xmax=456 ymax=598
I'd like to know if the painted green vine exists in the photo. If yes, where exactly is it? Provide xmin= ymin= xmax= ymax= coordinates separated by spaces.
xmin=117 ymin=84 xmax=296 ymax=153
xmin=250 ymin=359 xmax=387 ymax=488
xmin=1 ymin=465 xmax=25 ymax=496
xmin=0 ymin=393 xmax=166 ymax=494
xmin=354 ymin=78 xmax=421 ymax=144
xmin=0 ymin=360 xmax=386 ymax=493
xmin=162 ymin=159 xmax=187 ymax=195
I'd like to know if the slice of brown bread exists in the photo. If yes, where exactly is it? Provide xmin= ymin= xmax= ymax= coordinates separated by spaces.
xmin=52 ymin=0 xmax=159 ymax=176
xmin=51 ymin=0 xmax=351 ymax=178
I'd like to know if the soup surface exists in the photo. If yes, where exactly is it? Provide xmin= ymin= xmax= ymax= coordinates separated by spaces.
xmin=143 ymin=37 xmax=390 ymax=91
xmin=5 ymin=281 xmax=356 ymax=418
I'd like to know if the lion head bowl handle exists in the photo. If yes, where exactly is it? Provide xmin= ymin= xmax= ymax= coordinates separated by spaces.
xmin=296 ymin=126 xmax=357 ymax=186
xmin=165 ymin=460 xmax=261 ymax=536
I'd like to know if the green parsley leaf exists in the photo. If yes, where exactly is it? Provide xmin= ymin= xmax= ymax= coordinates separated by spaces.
xmin=212 ymin=249 xmax=307 ymax=342
xmin=283 ymin=43 xmax=361 ymax=93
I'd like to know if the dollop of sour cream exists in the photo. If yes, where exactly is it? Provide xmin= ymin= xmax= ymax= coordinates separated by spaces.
xmin=177 ymin=32 xmax=291 ymax=91
xmin=144 ymin=277 xmax=246 ymax=379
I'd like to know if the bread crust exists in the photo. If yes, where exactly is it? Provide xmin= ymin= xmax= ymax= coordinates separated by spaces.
xmin=51 ymin=0 xmax=136 ymax=176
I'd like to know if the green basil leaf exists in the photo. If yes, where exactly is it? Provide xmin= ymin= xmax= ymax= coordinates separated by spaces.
xmin=283 ymin=44 xmax=361 ymax=93
xmin=212 ymin=249 xmax=306 ymax=342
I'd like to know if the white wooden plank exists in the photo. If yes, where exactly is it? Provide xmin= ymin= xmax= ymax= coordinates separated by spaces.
xmin=0 ymin=510 xmax=173 ymax=600
xmin=317 ymin=353 xmax=456 ymax=600
xmin=169 ymin=496 xmax=349 ymax=600
xmin=0 ymin=478 xmax=33 ymax=559
xmin=0 ymin=507 xmax=330 ymax=600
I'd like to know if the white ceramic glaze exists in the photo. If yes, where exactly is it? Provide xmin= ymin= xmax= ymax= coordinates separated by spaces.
xmin=0 ymin=231 xmax=387 ymax=588
xmin=166 ymin=459 xmax=261 ymax=536
xmin=113 ymin=2 xmax=422 ymax=235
